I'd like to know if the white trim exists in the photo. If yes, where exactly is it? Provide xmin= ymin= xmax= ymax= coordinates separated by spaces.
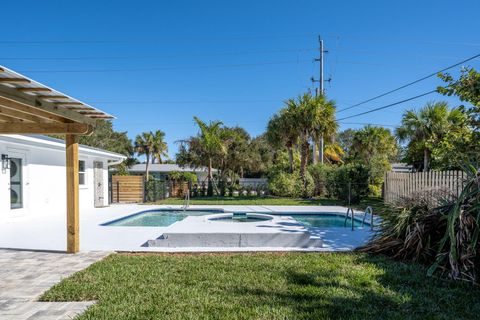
xmin=0 ymin=135 xmax=126 ymax=162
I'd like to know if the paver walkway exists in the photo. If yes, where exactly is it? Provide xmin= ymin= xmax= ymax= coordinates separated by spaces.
xmin=0 ymin=249 xmax=110 ymax=320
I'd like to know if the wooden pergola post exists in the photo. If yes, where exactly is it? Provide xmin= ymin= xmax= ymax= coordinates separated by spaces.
xmin=66 ymin=134 xmax=80 ymax=253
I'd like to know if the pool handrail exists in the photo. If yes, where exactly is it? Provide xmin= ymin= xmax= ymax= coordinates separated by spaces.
xmin=182 ymin=188 xmax=190 ymax=211
xmin=344 ymin=208 xmax=355 ymax=231
xmin=362 ymin=206 xmax=374 ymax=230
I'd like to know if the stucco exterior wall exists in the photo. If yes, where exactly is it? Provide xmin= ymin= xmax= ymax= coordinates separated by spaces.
xmin=0 ymin=137 xmax=111 ymax=221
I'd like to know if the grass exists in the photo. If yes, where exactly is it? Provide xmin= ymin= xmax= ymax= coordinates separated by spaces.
xmin=152 ymin=196 xmax=391 ymax=215
xmin=153 ymin=195 xmax=342 ymax=206
xmin=41 ymin=252 xmax=480 ymax=319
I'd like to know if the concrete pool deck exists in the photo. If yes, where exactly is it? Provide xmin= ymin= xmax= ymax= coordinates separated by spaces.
xmin=0 ymin=204 xmax=374 ymax=252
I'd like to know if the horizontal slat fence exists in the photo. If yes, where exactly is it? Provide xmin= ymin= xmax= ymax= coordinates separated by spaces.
xmin=111 ymin=175 xmax=145 ymax=203
xmin=384 ymin=170 xmax=465 ymax=204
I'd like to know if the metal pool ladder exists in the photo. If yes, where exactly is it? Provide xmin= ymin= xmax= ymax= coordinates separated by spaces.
xmin=362 ymin=206 xmax=374 ymax=230
xmin=344 ymin=208 xmax=355 ymax=231
xmin=182 ymin=189 xmax=190 ymax=211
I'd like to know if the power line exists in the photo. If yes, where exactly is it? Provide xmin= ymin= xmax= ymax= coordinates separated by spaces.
xmin=2 ymin=34 xmax=480 ymax=47
xmin=339 ymin=122 xmax=396 ymax=128
xmin=17 ymin=59 xmax=312 ymax=73
xmin=337 ymin=52 xmax=480 ymax=113
xmin=0 ymin=47 xmax=317 ymax=61
xmin=115 ymin=119 xmax=397 ymax=127
xmin=87 ymin=99 xmax=281 ymax=104
xmin=337 ymin=90 xmax=437 ymax=121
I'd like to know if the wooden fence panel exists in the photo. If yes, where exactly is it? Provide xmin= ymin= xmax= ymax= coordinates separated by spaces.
xmin=384 ymin=170 xmax=466 ymax=204
xmin=111 ymin=175 xmax=145 ymax=203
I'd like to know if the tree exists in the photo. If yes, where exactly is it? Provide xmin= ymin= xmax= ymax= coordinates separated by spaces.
xmin=52 ymin=119 xmax=135 ymax=173
xmin=52 ymin=119 xmax=134 ymax=158
xmin=151 ymin=130 xmax=168 ymax=164
xmin=396 ymin=101 xmax=464 ymax=171
xmin=337 ymin=129 xmax=356 ymax=159
xmin=134 ymin=132 xmax=154 ymax=180
xmin=193 ymin=116 xmax=226 ymax=195
xmin=348 ymin=126 xmax=398 ymax=191
xmin=266 ymin=110 xmax=298 ymax=173
xmin=289 ymin=93 xmax=337 ymax=183
xmin=438 ymin=67 xmax=480 ymax=128
xmin=437 ymin=67 xmax=480 ymax=161
xmin=350 ymin=126 xmax=398 ymax=166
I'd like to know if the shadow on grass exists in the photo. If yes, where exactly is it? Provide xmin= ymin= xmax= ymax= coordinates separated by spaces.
xmin=227 ymin=254 xmax=480 ymax=319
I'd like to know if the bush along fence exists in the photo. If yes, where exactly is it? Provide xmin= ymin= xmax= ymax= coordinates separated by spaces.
xmin=383 ymin=170 xmax=466 ymax=204
xmin=110 ymin=176 xmax=270 ymax=203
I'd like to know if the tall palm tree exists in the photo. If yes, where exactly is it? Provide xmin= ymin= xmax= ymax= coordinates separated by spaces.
xmin=151 ymin=130 xmax=168 ymax=164
xmin=291 ymin=93 xmax=337 ymax=181
xmin=193 ymin=116 xmax=226 ymax=195
xmin=266 ymin=109 xmax=298 ymax=173
xmin=396 ymin=101 xmax=463 ymax=171
xmin=134 ymin=132 xmax=154 ymax=181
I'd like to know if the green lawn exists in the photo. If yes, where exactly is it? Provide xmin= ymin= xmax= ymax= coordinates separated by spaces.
xmin=154 ymin=196 xmax=344 ymax=206
xmin=152 ymin=196 xmax=390 ymax=215
xmin=41 ymin=253 xmax=480 ymax=319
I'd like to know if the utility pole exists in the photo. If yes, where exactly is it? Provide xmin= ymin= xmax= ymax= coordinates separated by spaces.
xmin=311 ymin=36 xmax=329 ymax=164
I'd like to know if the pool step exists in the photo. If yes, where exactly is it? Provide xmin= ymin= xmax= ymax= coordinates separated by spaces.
xmin=145 ymin=232 xmax=322 ymax=248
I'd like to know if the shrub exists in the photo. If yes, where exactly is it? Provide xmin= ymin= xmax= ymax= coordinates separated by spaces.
xmin=268 ymin=171 xmax=314 ymax=198
xmin=309 ymin=164 xmax=334 ymax=197
xmin=361 ymin=164 xmax=480 ymax=284
xmin=169 ymin=171 xmax=197 ymax=183
xmin=144 ymin=178 xmax=166 ymax=202
xmin=326 ymin=163 xmax=370 ymax=204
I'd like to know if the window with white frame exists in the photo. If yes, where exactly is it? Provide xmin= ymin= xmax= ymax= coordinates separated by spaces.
xmin=79 ymin=160 xmax=86 ymax=186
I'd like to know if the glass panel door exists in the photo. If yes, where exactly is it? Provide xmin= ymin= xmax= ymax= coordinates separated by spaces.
xmin=10 ymin=158 xmax=23 ymax=209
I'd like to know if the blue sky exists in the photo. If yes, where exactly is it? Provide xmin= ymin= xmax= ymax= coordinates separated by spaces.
xmin=1 ymin=0 xmax=479 ymax=158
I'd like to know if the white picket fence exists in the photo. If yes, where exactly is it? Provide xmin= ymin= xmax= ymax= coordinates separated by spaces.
xmin=384 ymin=170 xmax=465 ymax=204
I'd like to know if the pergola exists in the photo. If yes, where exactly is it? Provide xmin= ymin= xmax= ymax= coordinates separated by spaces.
xmin=0 ymin=65 xmax=114 ymax=253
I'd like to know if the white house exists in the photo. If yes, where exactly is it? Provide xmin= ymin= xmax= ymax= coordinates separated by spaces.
xmin=0 ymin=135 xmax=126 ymax=221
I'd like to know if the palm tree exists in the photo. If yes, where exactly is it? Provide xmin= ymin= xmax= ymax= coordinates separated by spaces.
xmin=134 ymin=132 xmax=154 ymax=181
xmin=151 ymin=130 xmax=168 ymax=164
xmin=290 ymin=93 xmax=337 ymax=181
xmin=193 ymin=116 xmax=226 ymax=195
xmin=266 ymin=110 xmax=298 ymax=173
xmin=396 ymin=101 xmax=463 ymax=171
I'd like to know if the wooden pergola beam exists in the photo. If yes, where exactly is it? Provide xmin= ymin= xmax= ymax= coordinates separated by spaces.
xmin=0 ymin=123 xmax=93 ymax=134
xmin=0 ymin=105 xmax=46 ymax=123
xmin=0 ymin=114 xmax=26 ymax=123
xmin=36 ymin=95 xmax=69 ymax=100
xmin=17 ymin=87 xmax=52 ymax=92
xmin=0 ymin=96 xmax=68 ymax=123
xmin=0 ymin=85 xmax=96 ymax=125
xmin=54 ymin=102 xmax=83 ymax=106
xmin=0 ymin=78 xmax=31 ymax=84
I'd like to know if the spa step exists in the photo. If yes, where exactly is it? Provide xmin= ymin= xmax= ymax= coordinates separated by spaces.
xmin=145 ymin=232 xmax=322 ymax=248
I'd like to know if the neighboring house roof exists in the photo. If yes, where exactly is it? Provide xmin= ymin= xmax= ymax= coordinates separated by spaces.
xmin=126 ymin=163 xmax=216 ymax=173
xmin=0 ymin=134 xmax=127 ymax=161
xmin=391 ymin=163 xmax=414 ymax=172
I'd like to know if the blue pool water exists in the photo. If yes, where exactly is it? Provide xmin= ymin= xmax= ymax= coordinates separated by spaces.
xmin=288 ymin=214 xmax=363 ymax=228
xmin=104 ymin=210 xmax=366 ymax=228
xmin=103 ymin=210 xmax=220 ymax=227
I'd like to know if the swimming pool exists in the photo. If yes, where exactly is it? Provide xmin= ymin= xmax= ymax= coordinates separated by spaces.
xmin=103 ymin=210 xmax=367 ymax=228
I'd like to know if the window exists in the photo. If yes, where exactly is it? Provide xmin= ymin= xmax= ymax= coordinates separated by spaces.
xmin=10 ymin=158 xmax=23 ymax=209
xmin=79 ymin=160 xmax=86 ymax=186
